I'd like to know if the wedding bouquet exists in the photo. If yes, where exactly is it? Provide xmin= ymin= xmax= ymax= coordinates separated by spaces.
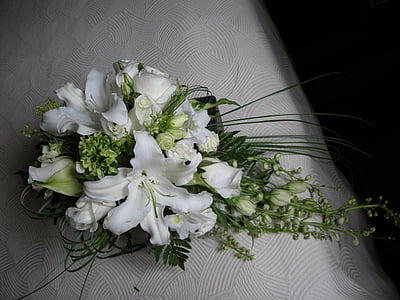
xmin=20 ymin=60 xmax=398 ymax=296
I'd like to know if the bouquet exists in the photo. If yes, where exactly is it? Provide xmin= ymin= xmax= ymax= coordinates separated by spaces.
xmin=20 ymin=60 xmax=399 ymax=296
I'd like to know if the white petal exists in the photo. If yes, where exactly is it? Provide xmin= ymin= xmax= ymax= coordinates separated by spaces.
xmin=140 ymin=205 xmax=170 ymax=245
xmin=28 ymin=157 xmax=74 ymax=183
xmin=41 ymin=107 xmax=100 ymax=136
xmin=154 ymin=179 xmax=212 ymax=213
xmin=130 ymin=131 xmax=165 ymax=173
xmin=84 ymin=168 xmax=131 ymax=201
xmin=101 ymin=94 xmax=129 ymax=125
xmin=134 ymin=68 xmax=176 ymax=104
xmin=85 ymin=69 xmax=112 ymax=112
xmin=103 ymin=183 xmax=149 ymax=235
xmin=201 ymin=158 xmax=242 ymax=198
xmin=115 ymin=61 xmax=139 ymax=87
xmin=164 ymin=213 xmax=200 ymax=240
xmin=55 ymin=82 xmax=86 ymax=111
xmin=40 ymin=108 xmax=70 ymax=136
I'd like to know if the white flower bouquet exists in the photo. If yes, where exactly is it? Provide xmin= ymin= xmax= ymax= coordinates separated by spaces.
xmin=20 ymin=60 xmax=399 ymax=296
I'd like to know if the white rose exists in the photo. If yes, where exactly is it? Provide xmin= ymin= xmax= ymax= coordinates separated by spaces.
xmin=201 ymin=158 xmax=242 ymax=198
xmin=133 ymin=66 xmax=177 ymax=111
xmin=197 ymin=131 xmax=219 ymax=153
xmin=100 ymin=116 xmax=132 ymax=140
xmin=66 ymin=197 xmax=115 ymax=232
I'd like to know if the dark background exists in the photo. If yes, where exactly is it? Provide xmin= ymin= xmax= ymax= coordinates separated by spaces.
xmin=265 ymin=0 xmax=400 ymax=291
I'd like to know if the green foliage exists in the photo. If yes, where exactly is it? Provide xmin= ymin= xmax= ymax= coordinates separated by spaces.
xmin=213 ymin=131 xmax=263 ymax=169
xmin=151 ymin=234 xmax=192 ymax=270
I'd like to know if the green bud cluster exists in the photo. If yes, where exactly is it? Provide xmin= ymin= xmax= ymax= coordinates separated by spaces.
xmin=211 ymin=225 xmax=254 ymax=261
xmin=35 ymin=98 xmax=62 ymax=115
xmin=147 ymin=111 xmax=189 ymax=150
xmin=21 ymin=125 xmax=41 ymax=138
xmin=78 ymin=132 xmax=127 ymax=179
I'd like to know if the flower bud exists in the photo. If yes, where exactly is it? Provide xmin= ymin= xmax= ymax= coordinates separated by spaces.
xmin=121 ymin=82 xmax=133 ymax=98
xmin=38 ymin=165 xmax=83 ymax=197
xmin=169 ymin=113 xmax=189 ymax=128
xmin=167 ymin=128 xmax=186 ymax=140
xmin=282 ymin=180 xmax=307 ymax=194
xmin=123 ymin=72 xmax=134 ymax=86
xmin=267 ymin=189 xmax=293 ymax=206
xmin=156 ymin=132 xmax=175 ymax=150
xmin=233 ymin=196 xmax=257 ymax=216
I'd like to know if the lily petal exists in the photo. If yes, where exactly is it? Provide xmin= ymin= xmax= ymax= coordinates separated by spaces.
xmin=101 ymin=94 xmax=129 ymax=125
xmin=85 ymin=69 xmax=112 ymax=113
xmin=103 ymin=183 xmax=150 ymax=235
xmin=41 ymin=106 xmax=100 ymax=136
xmin=55 ymin=82 xmax=86 ymax=111
xmin=154 ymin=178 xmax=212 ymax=213
xmin=84 ymin=168 xmax=131 ymax=201
xmin=130 ymin=131 xmax=165 ymax=174
xmin=140 ymin=205 xmax=170 ymax=245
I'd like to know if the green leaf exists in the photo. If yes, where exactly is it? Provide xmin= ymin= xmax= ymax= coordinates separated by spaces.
xmin=154 ymin=246 xmax=164 ymax=262
xmin=203 ymin=98 xmax=239 ymax=110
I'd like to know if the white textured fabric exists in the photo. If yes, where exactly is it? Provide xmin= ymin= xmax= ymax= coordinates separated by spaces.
xmin=0 ymin=0 xmax=398 ymax=299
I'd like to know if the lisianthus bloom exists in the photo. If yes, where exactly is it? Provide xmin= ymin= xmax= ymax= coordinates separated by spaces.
xmin=66 ymin=196 xmax=115 ymax=232
xmin=83 ymin=131 xmax=212 ymax=245
xmin=197 ymin=131 xmax=219 ymax=153
xmin=165 ymin=208 xmax=217 ymax=239
xmin=201 ymin=157 xmax=242 ymax=199
xmin=41 ymin=69 xmax=131 ymax=139
xmin=179 ymin=100 xmax=213 ymax=144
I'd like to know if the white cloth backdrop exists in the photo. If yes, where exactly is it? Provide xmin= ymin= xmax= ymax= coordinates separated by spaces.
xmin=0 ymin=0 xmax=398 ymax=299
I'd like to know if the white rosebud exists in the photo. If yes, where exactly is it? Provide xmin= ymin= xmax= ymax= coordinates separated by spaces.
xmin=170 ymin=112 xmax=189 ymax=128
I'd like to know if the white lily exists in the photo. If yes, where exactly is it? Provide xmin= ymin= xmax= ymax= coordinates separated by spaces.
xmin=41 ymin=69 xmax=131 ymax=139
xmin=83 ymin=131 xmax=212 ymax=245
